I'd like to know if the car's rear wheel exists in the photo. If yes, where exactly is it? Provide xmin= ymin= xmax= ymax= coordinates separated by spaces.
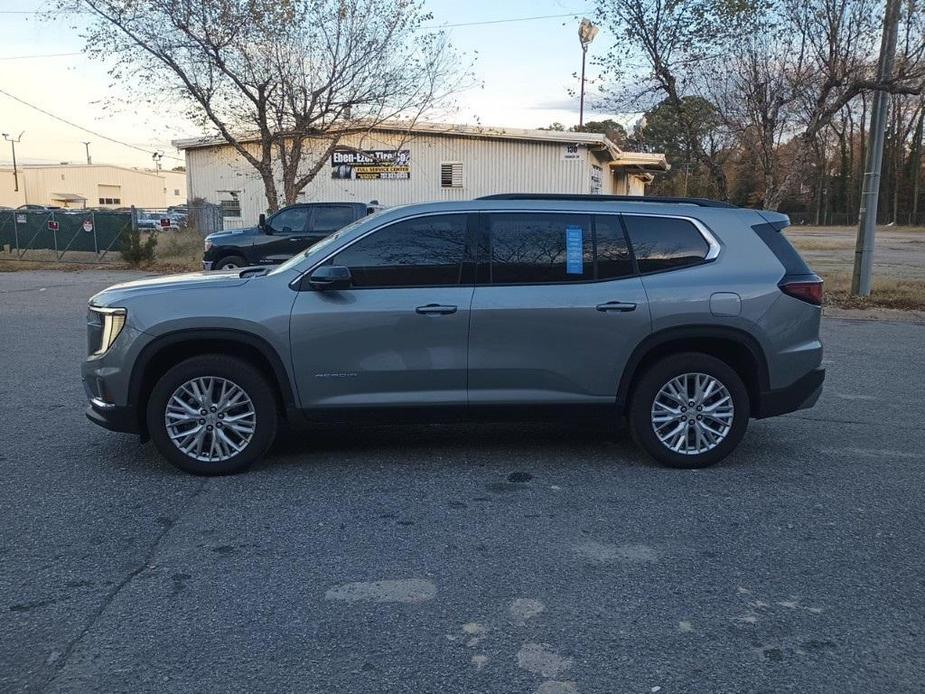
xmin=629 ymin=352 xmax=750 ymax=468
xmin=146 ymin=355 xmax=278 ymax=475
xmin=215 ymin=254 xmax=247 ymax=270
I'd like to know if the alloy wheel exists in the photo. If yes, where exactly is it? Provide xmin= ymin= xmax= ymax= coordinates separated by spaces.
xmin=164 ymin=376 xmax=256 ymax=462
xmin=651 ymin=372 xmax=734 ymax=455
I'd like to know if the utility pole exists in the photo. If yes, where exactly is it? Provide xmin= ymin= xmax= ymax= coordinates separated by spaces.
xmin=852 ymin=0 xmax=901 ymax=297
xmin=151 ymin=151 xmax=163 ymax=172
xmin=578 ymin=18 xmax=599 ymax=129
xmin=2 ymin=131 xmax=24 ymax=192
xmin=82 ymin=141 xmax=92 ymax=165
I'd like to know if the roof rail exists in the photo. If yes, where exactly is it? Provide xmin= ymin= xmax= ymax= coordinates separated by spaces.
xmin=477 ymin=194 xmax=736 ymax=208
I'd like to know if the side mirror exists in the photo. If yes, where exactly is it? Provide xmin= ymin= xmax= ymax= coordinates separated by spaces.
xmin=307 ymin=265 xmax=352 ymax=291
xmin=259 ymin=213 xmax=270 ymax=234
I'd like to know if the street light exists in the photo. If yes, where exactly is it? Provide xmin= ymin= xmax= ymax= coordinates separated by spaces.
xmin=578 ymin=18 xmax=599 ymax=129
xmin=2 ymin=131 xmax=24 ymax=192
xmin=82 ymin=141 xmax=92 ymax=165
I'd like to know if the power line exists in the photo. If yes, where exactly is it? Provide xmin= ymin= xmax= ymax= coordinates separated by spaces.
xmin=3 ymin=8 xmax=584 ymax=26
xmin=0 ymin=86 xmax=184 ymax=162
xmin=423 ymin=12 xmax=583 ymax=29
xmin=0 ymin=52 xmax=82 ymax=60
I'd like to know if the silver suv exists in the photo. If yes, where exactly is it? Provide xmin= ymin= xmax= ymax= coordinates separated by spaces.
xmin=83 ymin=195 xmax=825 ymax=475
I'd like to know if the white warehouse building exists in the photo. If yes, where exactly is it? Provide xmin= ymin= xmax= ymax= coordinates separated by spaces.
xmin=173 ymin=122 xmax=669 ymax=227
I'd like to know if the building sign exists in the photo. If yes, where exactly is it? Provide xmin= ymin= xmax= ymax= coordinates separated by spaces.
xmin=563 ymin=144 xmax=581 ymax=161
xmin=331 ymin=149 xmax=411 ymax=180
xmin=590 ymin=165 xmax=603 ymax=195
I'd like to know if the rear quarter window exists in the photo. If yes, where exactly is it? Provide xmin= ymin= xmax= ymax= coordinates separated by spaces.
xmin=752 ymin=222 xmax=813 ymax=276
xmin=623 ymin=215 xmax=709 ymax=273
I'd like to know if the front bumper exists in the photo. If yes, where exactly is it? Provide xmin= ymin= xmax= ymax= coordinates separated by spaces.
xmin=754 ymin=367 xmax=825 ymax=419
xmin=85 ymin=398 xmax=141 ymax=434
xmin=84 ymin=375 xmax=140 ymax=434
xmin=202 ymin=260 xmax=214 ymax=271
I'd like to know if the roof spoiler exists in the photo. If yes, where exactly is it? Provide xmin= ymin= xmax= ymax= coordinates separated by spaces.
xmin=756 ymin=210 xmax=791 ymax=230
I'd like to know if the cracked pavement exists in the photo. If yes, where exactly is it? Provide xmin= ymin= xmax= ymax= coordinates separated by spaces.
xmin=1 ymin=270 xmax=923 ymax=693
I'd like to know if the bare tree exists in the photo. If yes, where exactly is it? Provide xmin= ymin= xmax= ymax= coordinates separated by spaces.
xmin=705 ymin=29 xmax=804 ymax=209
xmin=593 ymin=0 xmax=763 ymax=199
xmin=594 ymin=0 xmax=924 ymax=209
xmin=63 ymin=0 xmax=465 ymax=212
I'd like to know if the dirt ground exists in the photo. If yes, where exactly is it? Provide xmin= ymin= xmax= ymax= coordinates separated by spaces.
xmin=786 ymin=225 xmax=925 ymax=281
xmin=786 ymin=225 xmax=925 ymax=313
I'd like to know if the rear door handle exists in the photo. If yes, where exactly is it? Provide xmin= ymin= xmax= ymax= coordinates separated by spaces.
xmin=596 ymin=301 xmax=637 ymax=313
xmin=415 ymin=304 xmax=458 ymax=315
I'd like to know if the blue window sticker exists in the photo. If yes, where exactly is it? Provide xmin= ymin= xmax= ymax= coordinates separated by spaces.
xmin=566 ymin=226 xmax=584 ymax=274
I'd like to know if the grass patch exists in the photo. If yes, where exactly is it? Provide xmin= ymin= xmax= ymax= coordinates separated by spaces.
xmin=0 ymin=231 xmax=203 ymax=274
xmin=150 ymin=231 xmax=203 ymax=272
xmin=789 ymin=238 xmax=853 ymax=252
xmin=821 ymin=273 xmax=925 ymax=311
xmin=795 ymin=224 xmax=925 ymax=234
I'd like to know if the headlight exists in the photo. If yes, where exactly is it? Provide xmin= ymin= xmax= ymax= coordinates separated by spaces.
xmin=204 ymin=239 xmax=213 ymax=252
xmin=89 ymin=306 xmax=127 ymax=356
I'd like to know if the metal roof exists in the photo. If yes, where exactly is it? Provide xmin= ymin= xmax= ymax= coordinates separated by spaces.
xmin=171 ymin=121 xmax=670 ymax=171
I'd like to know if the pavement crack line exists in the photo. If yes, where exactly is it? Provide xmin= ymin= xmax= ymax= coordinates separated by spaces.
xmin=784 ymin=413 xmax=920 ymax=430
xmin=36 ymin=479 xmax=209 ymax=693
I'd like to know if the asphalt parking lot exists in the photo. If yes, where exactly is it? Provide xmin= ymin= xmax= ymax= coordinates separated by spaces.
xmin=1 ymin=270 xmax=923 ymax=694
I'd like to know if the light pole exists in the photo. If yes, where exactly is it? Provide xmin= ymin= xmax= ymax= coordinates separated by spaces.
xmin=82 ymin=141 xmax=92 ymax=165
xmin=2 ymin=131 xmax=24 ymax=192
xmin=851 ymin=0 xmax=901 ymax=297
xmin=152 ymin=151 xmax=163 ymax=172
xmin=578 ymin=18 xmax=599 ymax=130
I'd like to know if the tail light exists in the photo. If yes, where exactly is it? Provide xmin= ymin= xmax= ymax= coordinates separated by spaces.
xmin=780 ymin=278 xmax=823 ymax=306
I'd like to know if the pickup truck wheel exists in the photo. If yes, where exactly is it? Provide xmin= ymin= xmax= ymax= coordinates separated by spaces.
xmin=215 ymin=254 xmax=247 ymax=270
xmin=629 ymin=352 xmax=750 ymax=469
xmin=146 ymin=355 xmax=278 ymax=475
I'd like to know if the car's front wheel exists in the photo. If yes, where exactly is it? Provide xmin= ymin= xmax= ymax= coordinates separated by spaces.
xmin=629 ymin=352 xmax=750 ymax=468
xmin=146 ymin=355 xmax=278 ymax=475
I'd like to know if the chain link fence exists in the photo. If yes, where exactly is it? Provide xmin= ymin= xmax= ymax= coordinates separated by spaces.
xmin=0 ymin=203 xmax=224 ymax=264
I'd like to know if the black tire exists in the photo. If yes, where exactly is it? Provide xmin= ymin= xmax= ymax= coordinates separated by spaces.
xmin=628 ymin=352 xmax=750 ymax=469
xmin=214 ymin=254 xmax=247 ymax=270
xmin=146 ymin=355 xmax=278 ymax=475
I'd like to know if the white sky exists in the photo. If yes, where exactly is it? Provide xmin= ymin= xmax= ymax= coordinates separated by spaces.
xmin=0 ymin=0 xmax=627 ymax=168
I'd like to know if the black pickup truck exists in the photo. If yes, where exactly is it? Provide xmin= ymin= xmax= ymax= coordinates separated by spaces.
xmin=202 ymin=201 xmax=382 ymax=270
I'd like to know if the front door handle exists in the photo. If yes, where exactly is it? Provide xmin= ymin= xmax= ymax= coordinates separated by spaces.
xmin=596 ymin=301 xmax=637 ymax=313
xmin=415 ymin=304 xmax=458 ymax=315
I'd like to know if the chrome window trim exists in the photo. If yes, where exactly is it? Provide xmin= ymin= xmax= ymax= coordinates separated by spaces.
xmin=288 ymin=208 xmax=722 ymax=290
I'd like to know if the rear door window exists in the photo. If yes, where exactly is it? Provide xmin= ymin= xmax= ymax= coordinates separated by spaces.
xmin=485 ymin=213 xmax=593 ymax=284
xmin=622 ymin=215 xmax=709 ymax=273
xmin=594 ymin=215 xmax=634 ymax=280
xmin=312 ymin=205 xmax=356 ymax=234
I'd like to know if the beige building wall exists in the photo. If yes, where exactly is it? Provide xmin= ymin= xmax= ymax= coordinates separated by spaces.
xmin=159 ymin=170 xmax=188 ymax=206
xmin=183 ymin=131 xmax=647 ymax=227
xmin=0 ymin=165 xmax=187 ymax=209
xmin=0 ymin=170 xmax=26 ymax=207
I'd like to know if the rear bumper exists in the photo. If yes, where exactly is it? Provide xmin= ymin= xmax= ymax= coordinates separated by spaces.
xmin=754 ymin=367 xmax=825 ymax=419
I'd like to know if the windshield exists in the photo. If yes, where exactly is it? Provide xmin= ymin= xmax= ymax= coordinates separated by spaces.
xmin=268 ymin=209 xmax=388 ymax=275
